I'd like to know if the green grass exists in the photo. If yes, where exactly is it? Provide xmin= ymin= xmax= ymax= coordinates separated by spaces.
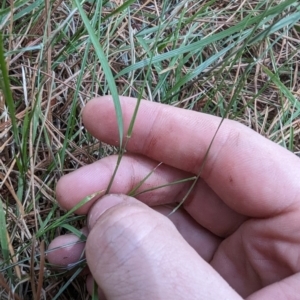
xmin=0 ymin=0 xmax=300 ymax=298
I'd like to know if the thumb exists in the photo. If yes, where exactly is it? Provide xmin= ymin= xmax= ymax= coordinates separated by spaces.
xmin=86 ymin=194 xmax=242 ymax=300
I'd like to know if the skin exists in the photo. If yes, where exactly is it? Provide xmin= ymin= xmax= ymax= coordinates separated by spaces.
xmin=48 ymin=96 xmax=300 ymax=299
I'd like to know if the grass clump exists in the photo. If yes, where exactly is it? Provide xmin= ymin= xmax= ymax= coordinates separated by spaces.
xmin=0 ymin=0 xmax=299 ymax=299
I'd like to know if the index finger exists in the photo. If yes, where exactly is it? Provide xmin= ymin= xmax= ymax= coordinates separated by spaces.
xmin=83 ymin=96 xmax=300 ymax=217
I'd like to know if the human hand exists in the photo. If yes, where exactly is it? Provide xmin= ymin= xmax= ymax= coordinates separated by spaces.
xmin=48 ymin=96 xmax=300 ymax=299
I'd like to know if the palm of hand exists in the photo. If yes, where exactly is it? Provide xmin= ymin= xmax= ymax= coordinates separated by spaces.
xmin=49 ymin=97 xmax=300 ymax=299
xmin=153 ymin=157 xmax=300 ymax=298
xmin=209 ymin=206 xmax=300 ymax=298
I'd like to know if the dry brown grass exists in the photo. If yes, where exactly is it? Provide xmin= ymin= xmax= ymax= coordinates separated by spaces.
xmin=0 ymin=0 xmax=299 ymax=299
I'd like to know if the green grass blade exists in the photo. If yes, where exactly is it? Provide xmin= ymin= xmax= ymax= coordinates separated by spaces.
xmin=92 ymin=280 xmax=99 ymax=300
xmin=0 ymin=33 xmax=20 ymax=147
xmin=103 ymin=0 xmax=136 ymax=21
xmin=116 ymin=0 xmax=297 ymax=77
xmin=60 ymin=224 xmax=87 ymax=241
xmin=128 ymin=162 xmax=163 ymax=196
xmin=262 ymin=66 xmax=300 ymax=121
xmin=37 ymin=190 xmax=104 ymax=238
xmin=0 ymin=200 xmax=12 ymax=278
xmin=73 ymin=0 xmax=124 ymax=146
xmin=131 ymin=176 xmax=197 ymax=197
xmin=289 ymin=127 xmax=294 ymax=151
xmin=0 ymin=201 xmax=9 ymax=262
xmin=52 ymin=267 xmax=84 ymax=300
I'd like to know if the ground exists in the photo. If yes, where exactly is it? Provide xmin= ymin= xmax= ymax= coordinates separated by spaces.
xmin=0 ymin=0 xmax=299 ymax=299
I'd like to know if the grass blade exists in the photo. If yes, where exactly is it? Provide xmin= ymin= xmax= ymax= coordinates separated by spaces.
xmin=0 ymin=200 xmax=12 ymax=278
xmin=0 ymin=33 xmax=20 ymax=146
xmin=0 ymin=201 xmax=9 ymax=261
xmin=73 ymin=0 xmax=124 ymax=146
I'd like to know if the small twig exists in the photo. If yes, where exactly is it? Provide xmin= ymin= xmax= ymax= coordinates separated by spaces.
xmin=30 ymin=237 xmax=37 ymax=300
xmin=36 ymin=240 xmax=45 ymax=300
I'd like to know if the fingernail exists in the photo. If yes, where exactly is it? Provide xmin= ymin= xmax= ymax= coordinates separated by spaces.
xmin=87 ymin=194 xmax=125 ymax=230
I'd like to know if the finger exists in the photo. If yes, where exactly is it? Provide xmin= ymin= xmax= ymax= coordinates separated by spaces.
xmin=57 ymin=154 xmax=245 ymax=236
xmin=56 ymin=154 xmax=190 ymax=214
xmin=47 ymin=228 xmax=88 ymax=267
xmin=155 ymin=205 xmax=222 ymax=260
xmin=85 ymin=194 xmax=242 ymax=300
xmin=83 ymin=96 xmax=300 ymax=217
xmin=246 ymin=273 xmax=300 ymax=299
xmin=47 ymin=204 xmax=221 ymax=271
